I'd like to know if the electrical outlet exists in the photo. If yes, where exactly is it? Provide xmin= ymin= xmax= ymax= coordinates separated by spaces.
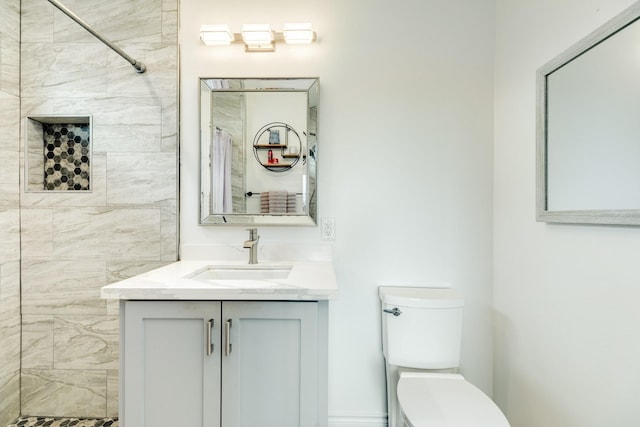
xmin=321 ymin=218 xmax=335 ymax=241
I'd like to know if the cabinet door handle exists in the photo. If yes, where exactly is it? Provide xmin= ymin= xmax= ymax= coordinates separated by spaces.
xmin=225 ymin=319 xmax=232 ymax=356
xmin=206 ymin=319 xmax=214 ymax=356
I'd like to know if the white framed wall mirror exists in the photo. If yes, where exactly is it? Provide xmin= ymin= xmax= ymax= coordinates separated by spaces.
xmin=537 ymin=2 xmax=640 ymax=225
xmin=199 ymin=78 xmax=318 ymax=226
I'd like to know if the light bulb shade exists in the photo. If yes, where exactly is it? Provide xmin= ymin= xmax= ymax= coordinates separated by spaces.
xmin=241 ymin=24 xmax=274 ymax=47
xmin=200 ymin=25 xmax=234 ymax=46
xmin=283 ymin=23 xmax=316 ymax=44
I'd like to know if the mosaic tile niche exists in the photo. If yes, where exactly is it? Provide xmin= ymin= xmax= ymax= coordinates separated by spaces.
xmin=26 ymin=117 xmax=91 ymax=191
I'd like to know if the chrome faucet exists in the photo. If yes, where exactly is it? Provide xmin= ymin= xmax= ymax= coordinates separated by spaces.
xmin=243 ymin=228 xmax=260 ymax=264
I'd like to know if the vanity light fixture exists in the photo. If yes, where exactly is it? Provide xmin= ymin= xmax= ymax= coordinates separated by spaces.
xmin=200 ymin=23 xmax=317 ymax=52
xmin=200 ymin=25 xmax=234 ymax=46
xmin=283 ymin=23 xmax=316 ymax=44
xmin=241 ymin=24 xmax=275 ymax=51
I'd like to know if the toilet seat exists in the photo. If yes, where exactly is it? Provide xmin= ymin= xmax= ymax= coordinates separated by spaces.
xmin=397 ymin=372 xmax=510 ymax=427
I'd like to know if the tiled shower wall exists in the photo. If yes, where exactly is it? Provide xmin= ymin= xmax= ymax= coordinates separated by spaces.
xmin=0 ymin=0 xmax=21 ymax=425
xmin=19 ymin=0 xmax=178 ymax=417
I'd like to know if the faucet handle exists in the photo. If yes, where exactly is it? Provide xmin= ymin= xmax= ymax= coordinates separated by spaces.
xmin=246 ymin=228 xmax=258 ymax=239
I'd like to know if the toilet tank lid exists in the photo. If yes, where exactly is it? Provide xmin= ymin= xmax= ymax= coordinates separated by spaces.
xmin=379 ymin=286 xmax=464 ymax=308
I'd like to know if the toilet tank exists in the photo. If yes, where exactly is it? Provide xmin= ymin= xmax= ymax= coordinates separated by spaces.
xmin=379 ymin=286 xmax=464 ymax=369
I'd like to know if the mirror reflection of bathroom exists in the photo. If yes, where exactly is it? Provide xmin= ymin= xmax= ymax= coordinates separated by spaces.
xmin=199 ymin=78 xmax=318 ymax=226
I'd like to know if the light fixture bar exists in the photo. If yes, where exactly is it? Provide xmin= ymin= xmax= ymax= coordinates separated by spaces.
xmin=200 ymin=23 xmax=317 ymax=51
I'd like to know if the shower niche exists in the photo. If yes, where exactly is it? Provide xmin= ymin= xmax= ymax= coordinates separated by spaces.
xmin=26 ymin=116 xmax=92 ymax=192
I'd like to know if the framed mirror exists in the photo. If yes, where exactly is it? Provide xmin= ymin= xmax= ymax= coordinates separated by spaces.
xmin=537 ymin=2 xmax=640 ymax=225
xmin=199 ymin=78 xmax=318 ymax=226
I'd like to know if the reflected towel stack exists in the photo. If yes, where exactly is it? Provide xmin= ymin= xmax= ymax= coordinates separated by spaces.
xmin=260 ymin=192 xmax=270 ymax=213
xmin=268 ymin=191 xmax=288 ymax=213
xmin=259 ymin=191 xmax=296 ymax=213
xmin=287 ymin=192 xmax=297 ymax=213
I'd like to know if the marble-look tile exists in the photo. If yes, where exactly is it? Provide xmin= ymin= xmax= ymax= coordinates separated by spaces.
xmin=22 ymin=315 xmax=55 ymax=369
xmin=25 ymin=117 xmax=46 ymax=191
xmin=0 ymin=370 xmax=20 ymax=427
xmin=161 ymin=199 xmax=178 ymax=261
xmin=20 ymin=208 xmax=54 ymax=258
xmin=0 ymin=308 xmax=20 ymax=377
xmin=0 ymin=313 xmax=20 ymax=427
xmin=0 ymin=0 xmax=20 ymax=40
xmin=106 ymin=298 xmax=120 ymax=317
xmin=161 ymin=96 xmax=178 ymax=152
xmin=106 ymin=44 xmax=177 ymax=98
xmin=162 ymin=0 xmax=177 ymax=13
xmin=0 ymin=2 xmax=20 ymax=413
xmin=15 ymin=0 xmax=178 ymax=418
xmin=0 ymin=208 xmax=20 ymax=262
xmin=106 ymin=370 xmax=119 ymax=418
xmin=20 ymin=0 xmax=54 ymax=43
xmin=0 ymin=183 xmax=19 ymax=208
xmin=0 ymin=96 xmax=19 ymax=145
xmin=49 ymin=97 xmax=162 ymax=139
xmin=21 ymin=42 xmax=108 ymax=99
xmin=0 ymin=33 xmax=20 ymax=96
xmin=106 ymin=153 xmax=176 ymax=205
xmin=19 ymin=96 xmax=56 ymax=118
xmin=21 ymin=259 xmax=107 ymax=315
xmin=21 ymin=369 xmax=107 ymax=417
xmin=162 ymin=9 xmax=178 ymax=43
xmin=52 ymin=207 xmax=162 ymax=260
xmin=26 ymin=149 xmax=45 ymax=191
xmin=106 ymin=260 xmax=171 ymax=283
xmin=0 ymin=183 xmax=19 ymax=207
xmin=53 ymin=315 xmax=119 ymax=370
xmin=0 ymin=96 xmax=19 ymax=205
xmin=92 ymin=123 xmax=161 ymax=152
xmin=0 ymin=261 xmax=20 ymax=314
xmin=53 ymin=0 xmax=162 ymax=44
xmin=21 ymin=153 xmax=108 ymax=208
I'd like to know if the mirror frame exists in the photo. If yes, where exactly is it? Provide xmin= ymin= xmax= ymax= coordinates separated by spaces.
xmin=199 ymin=77 xmax=319 ymax=226
xmin=537 ymin=2 xmax=640 ymax=225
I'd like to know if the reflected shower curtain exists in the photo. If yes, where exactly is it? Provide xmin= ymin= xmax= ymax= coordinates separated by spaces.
xmin=212 ymin=128 xmax=233 ymax=213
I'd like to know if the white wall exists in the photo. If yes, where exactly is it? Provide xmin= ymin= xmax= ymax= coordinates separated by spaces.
xmin=180 ymin=0 xmax=495 ymax=424
xmin=493 ymin=1 xmax=640 ymax=426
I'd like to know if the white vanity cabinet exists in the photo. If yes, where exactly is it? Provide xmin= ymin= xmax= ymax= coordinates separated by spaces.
xmin=120 ymin=300 xmax=327 ymax=427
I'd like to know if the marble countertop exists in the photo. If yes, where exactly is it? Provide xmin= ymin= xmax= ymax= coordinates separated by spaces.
xmin=100 ymin=259 xmax=338 ymax=301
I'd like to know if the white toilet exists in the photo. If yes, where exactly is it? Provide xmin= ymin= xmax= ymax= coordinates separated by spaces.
xmin=379 ymin=286 xmax=510 ymax=427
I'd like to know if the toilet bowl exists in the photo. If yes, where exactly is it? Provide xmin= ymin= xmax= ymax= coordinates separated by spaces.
xmin=397 ymin=372 xmax=509 ymax=427
xmin=379 ymin=286 xmax=510 ymax=427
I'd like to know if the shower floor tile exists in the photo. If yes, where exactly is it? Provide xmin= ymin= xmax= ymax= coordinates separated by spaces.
xmin=7 ymin=417 xmax=117 ymax=427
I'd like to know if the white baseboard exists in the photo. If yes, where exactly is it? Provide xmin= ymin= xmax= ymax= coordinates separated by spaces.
xmin=329 ymin=412 xmax=387 ymax=427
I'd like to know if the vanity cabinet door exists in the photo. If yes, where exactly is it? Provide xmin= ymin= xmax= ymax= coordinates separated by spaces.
xmin=221 ymin=301 xmax=319 ymax=427
xmin=122 ymin=301 xmax=222 ymax=427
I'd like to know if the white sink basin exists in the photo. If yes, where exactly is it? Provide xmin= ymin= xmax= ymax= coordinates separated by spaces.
xmin=187 ymin=265 xmax=293 ymax=281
